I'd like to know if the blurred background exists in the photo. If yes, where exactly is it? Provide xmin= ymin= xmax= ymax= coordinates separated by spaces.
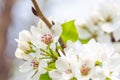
xmin=0 ymin=0 xmax=120 ymax=80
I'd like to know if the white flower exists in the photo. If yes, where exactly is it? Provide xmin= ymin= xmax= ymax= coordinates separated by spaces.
xmin=74 ymin=40 xmax=105 ymax=79
xmin=97 ymin=52 xmax=120 ymax=80
xmin=98 ymin=2 xmax=120 ymax=40
xmin=20 ymin=56 xmax=47 ymax=80
xmin=16 ymin=30 xmax=32 ymax=53
xmin=98 ymin=2 xmax=120 ymax=23
xmin=30 ymin=20 xmax=62 ymax=50
xmin=77 ymin=13 xmax=109 ymax=42
xmin=49 ymin=39 xmax=120 ymax=80
xmin=49 ymin=47 xmax=80 ymax=80
xmin=77 ymin=2 xmax=120 ymax=42
xmin=79 ymin=40 xmax=120 ymax=80
xmin=49 ymin=57 xmax=73 ymax=80
xmin=85 ymin=12 xmax=103 ymax=32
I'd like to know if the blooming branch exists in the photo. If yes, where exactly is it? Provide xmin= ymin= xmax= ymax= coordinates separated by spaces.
xmin=31 ymin=0 xmax=66 ymax=50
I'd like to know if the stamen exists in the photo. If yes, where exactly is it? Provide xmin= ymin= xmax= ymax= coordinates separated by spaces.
xmin=41 ymin=34 xmax=53 ymax=44
xmin=65 ymin=69 xmax=72 ymax=74
xmin=80 ymin=65 xmax=90 ymax=76
xmin=30 ymin=60 xmax=39 ymax=69
xmin=106 ymin=16 xmax=112 ymax=22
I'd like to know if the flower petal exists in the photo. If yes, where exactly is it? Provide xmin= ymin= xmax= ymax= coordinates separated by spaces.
xmin=19 ymin=60 xmax=33 ymax=72
xmin=101 ymin=23 xmax=114 ymax=33
xmin=51 ymin=23 xmax=62 ymax=38
xmin=56 ymin=57 xmax=70 ymax=72
xmin=19 ymin=30 xmax=31 ymax=42
xmin=113 ymin=27 xmax=120 ymax=41
xmin=49 ymin=70 xmax=62 ymax=80
xmin=15 ymin=48 xmax=31 ymax=60
xmin=25 ymin=70 xmax=37 ymax=80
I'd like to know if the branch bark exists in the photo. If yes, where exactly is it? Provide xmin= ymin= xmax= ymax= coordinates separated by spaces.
xmin=31 ymin=0 xmax=52 ymax=28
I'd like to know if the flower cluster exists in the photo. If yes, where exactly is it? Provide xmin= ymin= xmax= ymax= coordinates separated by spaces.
xmin=49 ymin=40 xmax=120 ymax=80
xmin=77 ymin=2 xmax=120 ymax=53
xmin=15 ymin=2 xmax=120 ymax=80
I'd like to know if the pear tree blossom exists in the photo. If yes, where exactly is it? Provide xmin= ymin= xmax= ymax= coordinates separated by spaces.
xmin=49 ymin=40 xmax=120 ymax=80
xmin=30 ymin=19 xmax=62 ymax=50
xmin=15 ymin=1 xmax=120 ymax=80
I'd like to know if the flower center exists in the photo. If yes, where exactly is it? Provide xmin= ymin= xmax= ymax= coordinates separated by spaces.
xmin=106 ymin=16 xmax=112 ymax=22
xmin=65 ymin=69 xmax=72 ymax=74
xmin=30 ymin=60 xmax=39 ymax=69
xmin=41 ymin=34 xmax=53 ymax=44
xmin=80 ymin=65 xmax=90 ymax=76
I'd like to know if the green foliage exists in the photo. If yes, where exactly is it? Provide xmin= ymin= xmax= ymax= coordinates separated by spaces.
xmin=70 ymin=77 xmax=77 ymax=80
xmin=39 ymin=72 xmax=52 ymax=80
xmin=79 ymin=38 xmax=91 ymax=44
xmin=61 ymin=20 xmax=79 ymax=43
xmin=48 ymin=48 xmax=59 ymax=58
xmin=105 ymin=77 xmax=111 ymax=80
xmin=45 ymin=62 xmax=56 ymax=71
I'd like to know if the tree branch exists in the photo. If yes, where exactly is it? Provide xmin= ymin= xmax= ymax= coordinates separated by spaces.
xmin=31 ymin=0 xmax=52 ymax=28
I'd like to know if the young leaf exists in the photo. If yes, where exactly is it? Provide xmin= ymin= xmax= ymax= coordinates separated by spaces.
xmin=39 ymin=72 xmax=52 ymax=80
xmin=79 ymin=38 xmax=91 ymax=44
xmin=45 ymin=62 xmax=56 ymax=71
xmin=61 ymin=20 xmax=79 ymax=43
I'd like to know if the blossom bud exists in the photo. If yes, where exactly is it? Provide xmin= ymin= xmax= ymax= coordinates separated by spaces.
xmin=18 ymin=41 xmax=31 ymax=52
xmin=15 ymin=48 xmax=31 ymax=60
xmin=19 ymin=30 xmax=31 ymax=42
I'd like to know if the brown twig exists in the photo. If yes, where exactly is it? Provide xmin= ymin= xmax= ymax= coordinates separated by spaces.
xmin=31 ymin=0 xmax=66 ymax=49
xmin=31 ymin=0 xmax=52 ymax=28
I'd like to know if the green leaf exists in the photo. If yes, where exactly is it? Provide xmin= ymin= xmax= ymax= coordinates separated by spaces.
xmin=45 ymin=67 xmax=54 ymax=71
xmin=105 ymin=77 xmax=111 ymax=80
xmin=70 ymin=77 xmax=77 ymax=80
xmin=48 ymin=62 xmax=56 ymax=69
xmin=45 ymin=62 xmax=56 ymax=71
xmin=79 ymin=38 xmax=91 ymax=44
xmin=61 ymin=20 xmax=79 ymax=43
xmin=39 ymin=72 xmax=52 ymax=80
